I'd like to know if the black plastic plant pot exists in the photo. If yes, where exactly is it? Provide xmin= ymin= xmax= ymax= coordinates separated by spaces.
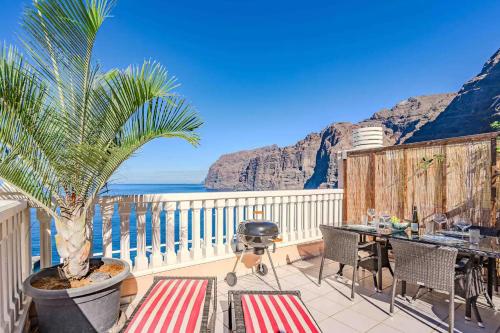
xmin=23 ymin=257 xmax=130 ymax=333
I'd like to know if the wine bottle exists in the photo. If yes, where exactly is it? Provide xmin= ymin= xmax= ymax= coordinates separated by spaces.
xmin=411 ymin=206 xmax=419 ymax=234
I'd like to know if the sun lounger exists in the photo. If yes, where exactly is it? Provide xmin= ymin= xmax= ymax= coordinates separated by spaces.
xmin=123 ymin=276 xmax=217 ymax=333
xmin=228 ymin=290 xmax=321 ymax=333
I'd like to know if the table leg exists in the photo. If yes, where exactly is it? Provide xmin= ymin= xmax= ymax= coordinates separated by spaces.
xmin=377 ymin=242 xmax=382 ymax=291
xmin=401 ymin=281 xmax=407 ymax=297
xmin=487 ymin=257 xmax=496 ymax=299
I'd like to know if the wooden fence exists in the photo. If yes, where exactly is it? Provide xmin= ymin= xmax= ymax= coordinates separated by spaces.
xmin=342 ymin=132 xmax=499 ymax=228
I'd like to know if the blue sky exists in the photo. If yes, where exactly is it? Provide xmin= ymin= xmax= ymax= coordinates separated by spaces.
xmin=1 ymin=0 xmax=499 ymax=184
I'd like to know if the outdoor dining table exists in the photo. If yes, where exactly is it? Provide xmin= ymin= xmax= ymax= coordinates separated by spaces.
xmin=334 ymin=224 xmax=500 ymax=299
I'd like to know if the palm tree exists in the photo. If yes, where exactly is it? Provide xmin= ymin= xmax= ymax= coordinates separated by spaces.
xmin=0 ymin=0 xmax=202 ymax=279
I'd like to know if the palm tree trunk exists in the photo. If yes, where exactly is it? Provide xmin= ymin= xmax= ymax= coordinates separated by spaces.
xmin=54 ymin=210 xmax=91 ymax=279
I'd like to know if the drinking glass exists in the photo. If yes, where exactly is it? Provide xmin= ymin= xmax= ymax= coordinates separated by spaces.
xmin=361 ymin=215 xmax=368 ymax=226
xmin=454 ymin=217 xmax=472 ymax=239
xmin=367 ymin=208 xmax=376 ymax=223
xmin=469 ymin=229 xmax=480 ymax=245
xmin=433 ymin=213 xmax=448 ymax=232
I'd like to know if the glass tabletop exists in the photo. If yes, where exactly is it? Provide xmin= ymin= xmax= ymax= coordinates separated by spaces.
xmin=338 ymin=224 xmax=500 ymax=259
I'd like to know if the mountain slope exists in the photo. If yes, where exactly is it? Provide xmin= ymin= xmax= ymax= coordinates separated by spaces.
xmin=205 ymin=93 xmax=455 ymax=190
xmin=407 ymin=48 xmax=500 ymax=143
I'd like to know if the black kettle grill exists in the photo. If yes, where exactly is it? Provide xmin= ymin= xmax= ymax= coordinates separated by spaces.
xmin=225 ymin=211 xmax=282 ymax=290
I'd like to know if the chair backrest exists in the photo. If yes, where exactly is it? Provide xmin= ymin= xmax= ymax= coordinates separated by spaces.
xmin=391 ymin=239 xmax=458 ymax=292
xmin=319 ymin=225 xmax=359 ymax=267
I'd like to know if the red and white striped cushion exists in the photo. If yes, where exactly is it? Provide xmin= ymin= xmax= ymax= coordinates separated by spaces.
xmin=125 ymin=279 xmax=208 ymax=333
xmin=241 ymin=294 xmax=321 ymax=333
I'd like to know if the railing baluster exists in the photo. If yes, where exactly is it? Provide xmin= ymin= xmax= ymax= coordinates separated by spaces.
xmin=296 ymin=196 xmax=304 ymax=240
xmin=310 ymin=195 xmax=317 ymax=236
xmin=316 ymin=194 xmax=323 ymax=227
xmin=264 ymin=197 xmax=273 ymax=220
xmin=246 ymin=198 xmax=255 ymax=219
xmin=281 ymin=196 xmax=289 ymax=242
xmin=135 ymin=203 xmax=149 ymax=271
xmin=236 ymin=198 xmax=245 ymax=226
xmin=118 ymin=202 xmax=132 ymax=266
xmin=178 ymin=201 xmax=190 ymax=262
xmin=101 ymin=202 xmax=114 ymax=258
xmin=37 ymin=210 xmax=52 ymax=268
xmin=164 ymin=202 xmax=177 ymax=264
xmin=151 ymin=202 xmax=163 ymax=267
xmin=0 ymin=220 xmax=6 ymax=332
xmin=191 ymin=201 xmax=203 ymax=260
xmin=203 ymin=200 xmax=215 ymax=257
xmin=289 ymin=196 xmax=296 ymax=241
xmin=333 ymin=193 xmax=339 ymax=226
xmin=322 ymin=194 xmax=329 ymax=226
xmin=303 ymin=196 xmax=311 ymax=238
xmin=226 ymin=199 xmax=236 ymax=254
xmin=272 ymin=197 xmax=281 ymax=225
xmin=21 ymin=208 xmax=31 ymax=281
xmin=215 ymin=199 xmax=226 ymax=256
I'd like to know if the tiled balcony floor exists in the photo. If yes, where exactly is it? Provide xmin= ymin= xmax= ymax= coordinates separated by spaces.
xmin=214 ymin=256 xmax=500 ymax=333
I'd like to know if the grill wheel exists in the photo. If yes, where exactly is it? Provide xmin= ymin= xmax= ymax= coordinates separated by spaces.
xmin=256 ymin=263 xmax=268 ymax=276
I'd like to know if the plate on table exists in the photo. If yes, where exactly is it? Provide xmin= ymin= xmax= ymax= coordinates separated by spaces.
xmin=420 ymin=234 xmax=467 ymax=245
xmin=345 ymin=224 xmax=376 ymax=232
xmin=440 ymin=230 xmax=470 ymax=238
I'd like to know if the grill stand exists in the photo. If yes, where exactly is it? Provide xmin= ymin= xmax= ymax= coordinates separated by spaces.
xmin=225 ymin=245 xmax=282 ymax=291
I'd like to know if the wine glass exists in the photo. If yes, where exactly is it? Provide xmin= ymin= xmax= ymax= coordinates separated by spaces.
xmin=367 ymin=208 xmax=376 ymax=223
xmin=454 ymin=217 xmax=472 ymax=239
xmin=433 ymin=213 xmax=447 ymax=232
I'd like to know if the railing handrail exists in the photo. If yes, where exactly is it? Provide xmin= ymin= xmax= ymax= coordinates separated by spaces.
xmin=0 ymin=200 xmax=27 ymax=222
xmin=98 ymin=188 xmax=343 ymax=204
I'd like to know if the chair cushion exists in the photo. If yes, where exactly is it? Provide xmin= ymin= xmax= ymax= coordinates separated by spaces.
xmin=241 ymin=294 xmax=320 ymax=333
xmin=125 ymin=279 xmax=208 ymax=333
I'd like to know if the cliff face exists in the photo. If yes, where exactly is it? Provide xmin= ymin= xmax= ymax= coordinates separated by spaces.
xmin=205 ymin=93 xmax=455 ymax=190
xmin=407 ymin=48 xmax=500 ymax=143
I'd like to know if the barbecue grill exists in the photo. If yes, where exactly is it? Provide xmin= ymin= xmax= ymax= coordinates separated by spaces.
xmin=225 ymin=211 xmax=282 ymax=290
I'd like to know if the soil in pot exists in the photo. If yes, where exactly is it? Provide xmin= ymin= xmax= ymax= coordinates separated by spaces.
xmin=31 ymin=261 xmax=125 ymax=290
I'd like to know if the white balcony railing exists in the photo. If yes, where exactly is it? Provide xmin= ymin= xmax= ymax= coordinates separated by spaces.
xmin=0 ymin=189 xmax=343 ymax=331
xmin=95 ymin=189 xmax=344 ymax=276
xmin=0 ymin=201 xmax=31 ymax=333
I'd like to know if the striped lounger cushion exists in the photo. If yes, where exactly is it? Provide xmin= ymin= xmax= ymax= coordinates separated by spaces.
xmin=125 ymin=279 xmax=208 ymax=333
xmin=241 ymin=294 xmax=321 ymax=333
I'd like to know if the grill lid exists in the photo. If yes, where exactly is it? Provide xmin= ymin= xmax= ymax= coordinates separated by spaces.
xmin=238 ymin=220 xmax=279 ymax=237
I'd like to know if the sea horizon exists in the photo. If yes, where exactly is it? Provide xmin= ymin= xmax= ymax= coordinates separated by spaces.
xmin=32 ymin=183 xmax=210 ymax=265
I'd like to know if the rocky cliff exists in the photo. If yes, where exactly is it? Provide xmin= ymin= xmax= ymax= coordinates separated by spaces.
xmin=205 ymin=93 xmax=455 ymax=190
xmin=407 ymin=48 xmax=500 ymax=142
xmin=206 ymin=48 xmax=500 ymax=191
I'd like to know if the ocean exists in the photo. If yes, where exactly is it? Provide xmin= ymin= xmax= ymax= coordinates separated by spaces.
xmin=31 ymin=184 xmax=210 ymax=265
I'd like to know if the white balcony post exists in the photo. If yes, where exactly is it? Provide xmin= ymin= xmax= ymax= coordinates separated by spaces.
xmin=296 ymin=196 xmax=304 ymax=240
xmin=246 ymin=198 xmax=255 ymax=219
xmin=135 ymin=203 xmax=149 ymax=271
xmin=178 ymin=201 xmax=190 ymax=262
xmin=215 ymin=199 xmax=226 ymax=256
xmin=272 ymin=196 xmax=281 ymax=224
xmin=280 ymin=196 xmax=289 ymax=242
xmin=118 ymin=202 xmax=132 ymax=266
xmin=264 ymin=196 xmax=273 ymax=220
xmin=191 ymin=201 xmax=203 ymax=260
xmin=310 ymin=195 xmax=317 ymax=236
xmin=328 ymin=193 xmax=335 ymax=226
xmin=226 ymin=199 xmax=236 ymax=253
xmin=0 ymin=220 xmax=8 ymax=332
xmin=316 ymin=194 xmax=323 ymax=227
xmin=303 ymin=195 xmax=311 ymax=238
xmin=256 ymin=197 xmax=265 ymax=217
xmin=151 ymin=202 xmax=163 ymax=267
xmin=236 ymin=198 xmax=245 ymax=225
xmin=322 ymin=194 xmax=329 ymax=226
xmin=289 ymin=196 xmax=297 ymax=241
xmin=203 ymin=200 xmax=215 ymax=257
xmin=164 ymin=202 xmax=177 ymax=264
xmin=37 ymin=209 xmax=52 ymax=269
xmin=21 ymin=208 xmax=31 ymax=280
xmin=101 ymin=202 xmax=114 ymax=258
xmin=336 ymin=193 xmax=343 ymax=225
